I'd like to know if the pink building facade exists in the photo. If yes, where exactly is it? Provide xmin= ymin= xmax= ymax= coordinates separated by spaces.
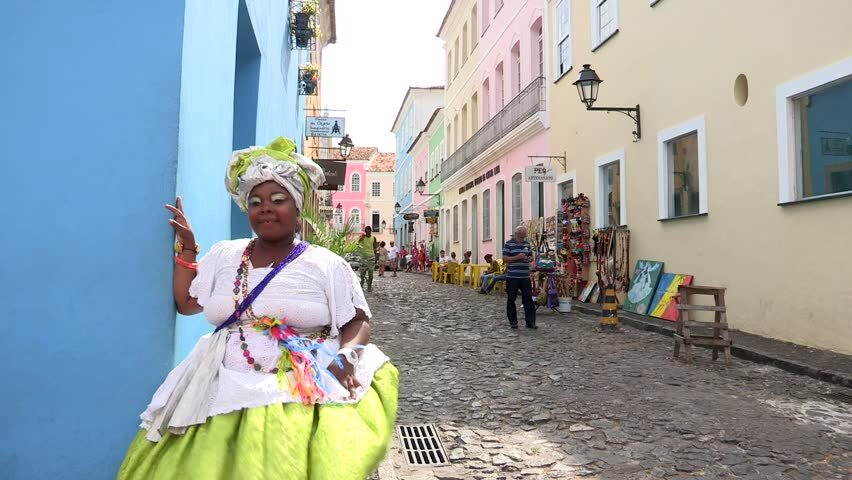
xmin=440 ymin=0 xmax=552 ymax=262
xmin=330 ymin=147 xmax=376 ymax=233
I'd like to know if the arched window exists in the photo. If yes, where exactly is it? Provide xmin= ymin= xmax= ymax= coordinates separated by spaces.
xmin=350 ymin=208 xmax=361 ymax=227
xmin=350 ymin=172 xmax=361 ymax=192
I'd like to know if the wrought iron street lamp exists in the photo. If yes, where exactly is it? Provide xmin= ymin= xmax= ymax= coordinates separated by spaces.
xmin=415 ymin=177 xmax=440 ymax=197
xmin=381 ymin=220 xmax=387 ymax=231
xmin=394 ymin=202 xmax=401 ymax=215
xmin=573 ymin=64 xmax=641 ymax=141
xmin=338 ymin=134 xmax=354 ymax=159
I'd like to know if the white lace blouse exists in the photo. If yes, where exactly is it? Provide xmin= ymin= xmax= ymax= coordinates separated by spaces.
xmin=141 ymin=240 xmax=389 ymax=426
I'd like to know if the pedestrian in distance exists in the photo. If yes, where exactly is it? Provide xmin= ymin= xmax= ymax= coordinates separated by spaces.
xmin=387 ymin=241 xmax=399 ymax=277
xmin=502 ymin=225 xmax=537 ymax=329
xmin=358 ymin=226 xmax=377 ymax=292
xmin=377 ymin=241 xmax=389 ymax=277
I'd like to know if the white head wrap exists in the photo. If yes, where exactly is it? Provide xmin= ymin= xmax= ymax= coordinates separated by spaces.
xmin=225 ymin=137 xmax=325 ymax=211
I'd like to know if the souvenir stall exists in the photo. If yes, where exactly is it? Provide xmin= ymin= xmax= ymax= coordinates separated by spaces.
xmin=559 ymin=194 xmax=592 ymax=303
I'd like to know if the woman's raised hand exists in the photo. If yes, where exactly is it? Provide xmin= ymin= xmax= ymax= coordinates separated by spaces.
xmin=165 ymin=196 xmax=196 ymax=247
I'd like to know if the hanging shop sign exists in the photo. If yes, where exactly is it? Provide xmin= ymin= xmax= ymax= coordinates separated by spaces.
xmin=424 ymin=210 xmax=439 ymax=224
xmin=315 ymin=160 xmax=347 ymax=190
xmin=402 ymin=213 xmax=420 ymax=221
xmin=306 ymin=116 xmax=346 ymax=138
xmin=524 ymin=165 xmax=557 ymax=183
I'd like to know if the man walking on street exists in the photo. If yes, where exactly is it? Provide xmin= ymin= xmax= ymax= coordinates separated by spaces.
xmin=502 ymin=226 xmax=537 ymax=329
xmin=358 ymin=226 xmax=377 ymax=292
xmin=387 ymin=241 xmax=399 ymax=277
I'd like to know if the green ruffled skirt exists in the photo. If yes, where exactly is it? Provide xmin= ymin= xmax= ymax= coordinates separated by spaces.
xmin=118 ymin=363 xmax=398 ymax=480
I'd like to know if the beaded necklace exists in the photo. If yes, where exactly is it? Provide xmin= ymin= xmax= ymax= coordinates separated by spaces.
xmin=233 ymin=238 xmax=281 ymax=374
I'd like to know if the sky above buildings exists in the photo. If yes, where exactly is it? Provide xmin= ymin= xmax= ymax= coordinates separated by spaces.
xmin=322 ymin=0 xmax=451 ymax=153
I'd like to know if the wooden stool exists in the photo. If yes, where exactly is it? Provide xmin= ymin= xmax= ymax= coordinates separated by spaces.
xmin=673 ymin=285 xmax=732 ymax=365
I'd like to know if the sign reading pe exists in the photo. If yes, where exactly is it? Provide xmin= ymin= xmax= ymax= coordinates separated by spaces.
xmin=524 ymin=165 xmax=557 ymax=183
xmin=307 ymin=117 xmax=346 ymax=138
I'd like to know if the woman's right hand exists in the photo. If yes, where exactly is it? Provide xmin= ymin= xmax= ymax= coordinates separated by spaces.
xmin=165 ymin=196 xmax=195 ymax=247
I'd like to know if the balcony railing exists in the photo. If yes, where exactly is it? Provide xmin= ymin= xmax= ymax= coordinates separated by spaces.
xmin=441 ymin=76 xmax=546 ymax=182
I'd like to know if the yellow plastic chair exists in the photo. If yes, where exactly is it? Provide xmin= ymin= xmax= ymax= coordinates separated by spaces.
xmin=457 ymin=263 xmax=470 ymax=286
xmin=431 ymin=262 xmax=440 ymax=282
xmin=442 ymin=263 xmax=460 ymax=284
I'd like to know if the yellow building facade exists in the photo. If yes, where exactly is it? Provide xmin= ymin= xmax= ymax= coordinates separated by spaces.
xmin=547 ymin=0 xmax=852 ymax=353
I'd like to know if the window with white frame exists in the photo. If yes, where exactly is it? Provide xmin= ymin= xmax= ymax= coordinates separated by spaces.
xmin=592 ymin=0 xmax=618 ymax=49
xmin=350 ymin=172 xmax=361 ymax=192
xmin=511 ymin=42 xmax=521 ymax=96
xmin=511 ymin=173 xmax=523 ymax=228
xmin=349 ymin=208 xmax=361 ymax=228
xmin=537 ymin=24 xmax=544 ymax=78
xmin=777 ymin=65 xmax=852 ymax=202
xmin=453 ymin=205 xmax=459 ymax=241
xmin=336 ymin=184 xmax=344 ymax=192
xmin=333 ymin=206 xmax=344 ymax=228
xmin=482 ymin=188 xmax=491 ymax=240
xmin=555 ymin=0 xmax=572 ymax=77
xmin=557 ymin=179 xmax=574 ymax=204
xmin=595 ymin=150 xmax=625 ymax=227
xmin=657 ymin=116 xmax=708 ymax=219
xmin=371 ymin=181 xmax=381 ymax=197
xmin=371 ymin=211 xmax=381 ymax=231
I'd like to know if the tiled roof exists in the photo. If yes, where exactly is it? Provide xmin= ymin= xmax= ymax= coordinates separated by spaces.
xmin=347 ymin=147 xmax=379 ymax=161
xmin=368 ymin=152 xmax=396 ymax=172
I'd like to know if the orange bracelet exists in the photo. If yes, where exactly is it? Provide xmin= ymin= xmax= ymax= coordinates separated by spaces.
xmin=174 ymin=255 xmax=199 ymax=270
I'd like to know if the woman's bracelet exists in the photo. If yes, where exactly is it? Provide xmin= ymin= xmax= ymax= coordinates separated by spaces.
xmin=174 ymin=255 xmax=199 ymax=270
xmin=337 ymin=347 xmax=360 ymax=367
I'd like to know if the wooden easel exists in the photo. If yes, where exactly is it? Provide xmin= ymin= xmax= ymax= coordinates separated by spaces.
xmin=673 ymin=285 xmax=732 ymax=365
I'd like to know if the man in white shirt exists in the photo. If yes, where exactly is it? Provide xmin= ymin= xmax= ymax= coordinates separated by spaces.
xmin=387 ymin=241 xmax=399 ymax=277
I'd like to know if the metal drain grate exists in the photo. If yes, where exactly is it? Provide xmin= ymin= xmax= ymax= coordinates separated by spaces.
xmin=397 ymin=424 xmax=449 ymax=466
xmin=826 ymin=390 xmax=852 ymax=405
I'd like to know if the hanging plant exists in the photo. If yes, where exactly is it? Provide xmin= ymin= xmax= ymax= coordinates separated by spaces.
xmin=300 ymin=63 xmax=319 ymax=95
xmin=291 ymin=0 xmax=319 ymax=48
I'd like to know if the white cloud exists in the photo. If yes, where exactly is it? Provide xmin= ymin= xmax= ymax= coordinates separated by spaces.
xmin=321 ymin=0 xmax=451 ymax=152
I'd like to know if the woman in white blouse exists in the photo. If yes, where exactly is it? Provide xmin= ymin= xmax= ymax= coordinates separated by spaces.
xmin=118 ymin=137 xmax=398 ymax=480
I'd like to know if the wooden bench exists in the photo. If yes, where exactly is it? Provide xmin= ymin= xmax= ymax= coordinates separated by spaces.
xmin=673 ymin=285 xmax=732 ymax=365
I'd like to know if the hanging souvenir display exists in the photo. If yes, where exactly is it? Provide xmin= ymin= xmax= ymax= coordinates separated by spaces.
xmin=560 ymin=194 xmax=592 ymax=299
xmin=592 ymin=226 xmax=631 ymax=298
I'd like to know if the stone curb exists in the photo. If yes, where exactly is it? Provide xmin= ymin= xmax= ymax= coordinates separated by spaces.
xmin=571 ymin=303 xmax=851 ymax=388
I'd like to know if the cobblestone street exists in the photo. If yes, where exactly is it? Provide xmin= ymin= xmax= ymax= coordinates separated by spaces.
xmin=366 ymin=273 xmax=851 ymax=480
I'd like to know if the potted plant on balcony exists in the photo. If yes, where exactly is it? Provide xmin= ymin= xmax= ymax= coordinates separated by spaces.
xmin=292 ymin=0 xmax=318 ymax=48
xmin=300 ymin=63 xmax=319 ymax=95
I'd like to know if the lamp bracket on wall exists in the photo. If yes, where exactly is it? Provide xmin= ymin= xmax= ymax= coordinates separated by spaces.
xmin=528 ymin=154 xmax=567 ymax=171
xmin=586 ymin=105 xmax=641 ymax=142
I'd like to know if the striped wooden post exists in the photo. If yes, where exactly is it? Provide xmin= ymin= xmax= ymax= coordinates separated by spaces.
xmin=599 ymin=284 xmax=620 ymax=331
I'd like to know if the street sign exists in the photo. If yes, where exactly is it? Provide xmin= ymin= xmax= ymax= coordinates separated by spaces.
xmin=524 ymin=165 xmax=557 ymax=183
xmin=306 ymin=116 xmax=345 ymax=138
xmin=402 ymin=213 xmax=420 ymax=221
xmin=424 ymin=209 xmax=440 ymax=218
xmin=315 ymin=160 xmax=347 ymax=190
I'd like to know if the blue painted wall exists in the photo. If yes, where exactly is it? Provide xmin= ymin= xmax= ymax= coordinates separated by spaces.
xmin=174 ymin=0 xmax=307 ymax=362
xmin=394 ymin=105 xmax=416 ymax=245
xmin=0 ymin=1 xmax=185 ymax=479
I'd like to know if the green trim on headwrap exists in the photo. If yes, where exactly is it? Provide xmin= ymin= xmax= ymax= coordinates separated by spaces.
xmin=226 ymin=137 xmax=313 ymax=207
